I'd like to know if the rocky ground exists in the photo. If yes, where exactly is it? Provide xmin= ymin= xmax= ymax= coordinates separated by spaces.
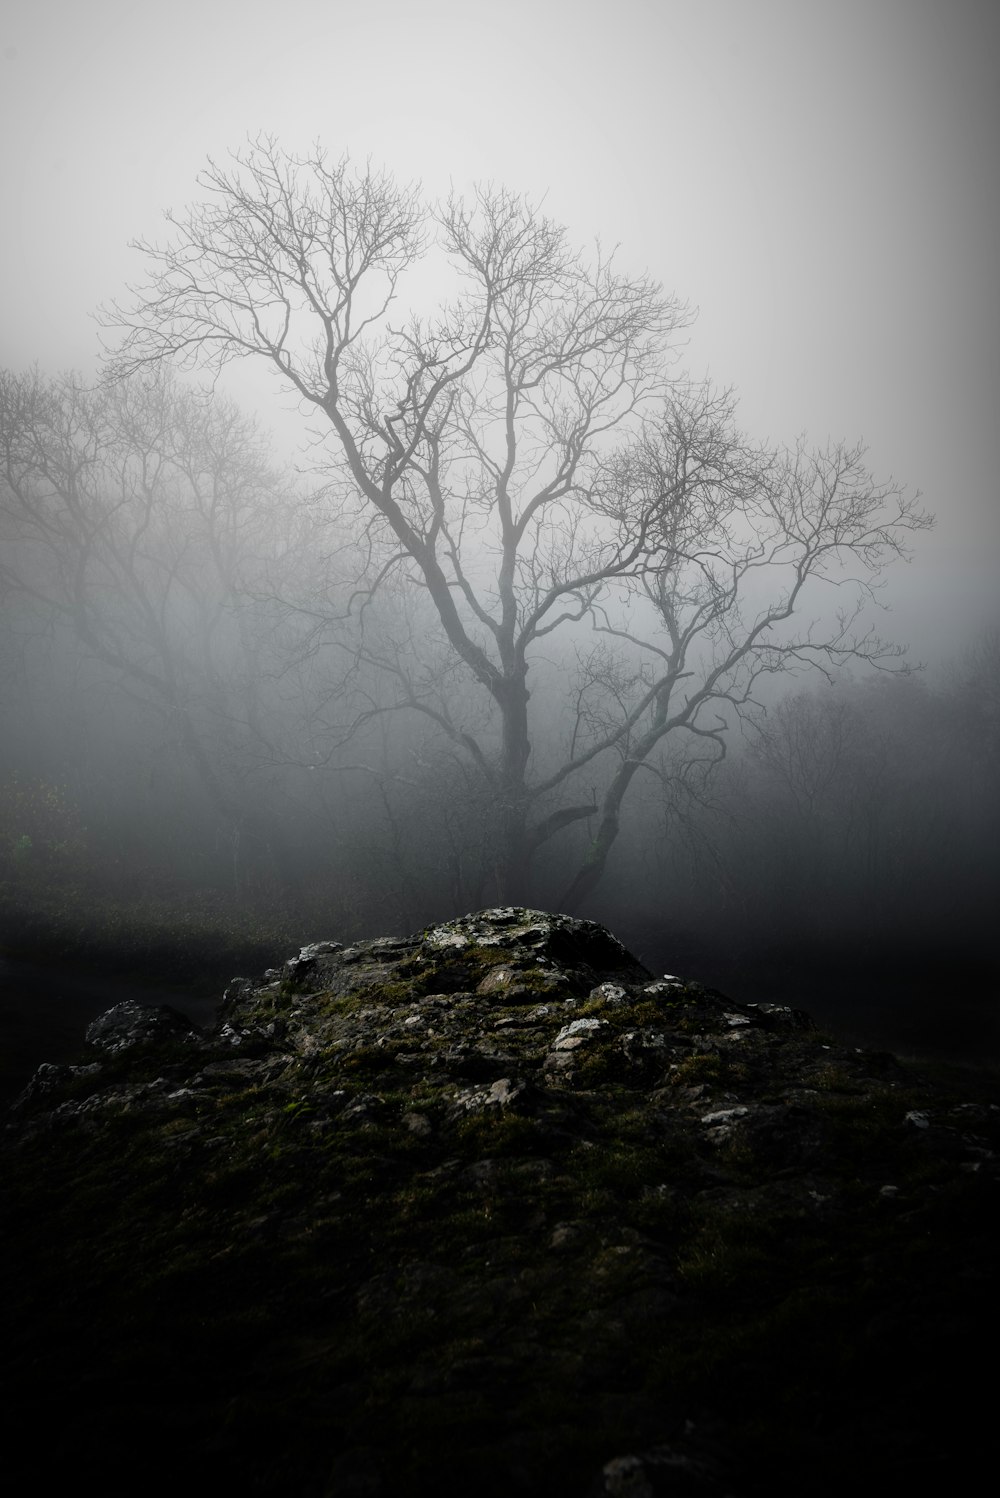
xmin=2 ymin=907 xmax=998 ymax=1495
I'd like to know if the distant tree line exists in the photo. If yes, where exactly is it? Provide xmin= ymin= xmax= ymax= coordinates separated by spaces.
xmin=606 ymin=651 xmax=1000 ymax=988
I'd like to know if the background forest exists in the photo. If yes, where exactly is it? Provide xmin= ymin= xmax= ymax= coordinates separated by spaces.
xmin=1 ymin=354 xmax=996 ymax=1053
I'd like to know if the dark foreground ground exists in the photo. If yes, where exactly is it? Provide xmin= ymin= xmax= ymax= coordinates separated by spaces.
xmin=2 ymin=908 xmax=998 ymax=1497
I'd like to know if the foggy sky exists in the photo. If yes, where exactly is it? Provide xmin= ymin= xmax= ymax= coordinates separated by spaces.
xmin=2 ymin=0 xmax=996 ymax=668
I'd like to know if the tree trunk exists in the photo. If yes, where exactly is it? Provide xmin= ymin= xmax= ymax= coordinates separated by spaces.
xmin=495 ymin=800 xmax=532 ymax=905
xmin=560 ymin=759 xmax=641 ymax=913
xmin=492 ymin=675 xmax=533 ymax=904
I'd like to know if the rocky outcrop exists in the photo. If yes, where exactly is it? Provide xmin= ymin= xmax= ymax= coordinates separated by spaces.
xmin=2 ymin=908 xmax=998 ymax=1495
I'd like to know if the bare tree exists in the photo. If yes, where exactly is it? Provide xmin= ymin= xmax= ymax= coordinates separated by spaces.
xmin=104 ymin=137 xmax=931 ymax=908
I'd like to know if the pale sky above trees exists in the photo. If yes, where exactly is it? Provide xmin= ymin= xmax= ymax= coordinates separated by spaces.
xmin=1 ymin=0 xmax=996 ymax=666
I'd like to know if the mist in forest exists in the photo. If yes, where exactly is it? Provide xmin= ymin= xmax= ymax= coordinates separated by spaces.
xmin=1 ymin=353 xmax=996 ymax=1063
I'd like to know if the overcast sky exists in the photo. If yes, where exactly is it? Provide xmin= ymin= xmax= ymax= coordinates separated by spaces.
xmin=2 ymin=0 xmax=996 ymax=669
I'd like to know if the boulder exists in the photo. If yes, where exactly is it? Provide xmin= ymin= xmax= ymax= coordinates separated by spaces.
xmin=84 ymin=998 xmax=201 ymax=1054
xmin=2 ymin=906 xmax=997 ymax=1496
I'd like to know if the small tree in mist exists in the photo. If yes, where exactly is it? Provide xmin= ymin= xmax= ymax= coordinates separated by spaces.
xmin=105 ymin=138 xmax=930 ymax=908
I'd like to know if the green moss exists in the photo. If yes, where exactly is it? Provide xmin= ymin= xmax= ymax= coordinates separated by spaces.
xmin=626 ymin=995 xmax=694 ymax=1024
xmin=810 ymin=1063 xmax=858 ymax=1092
xmin=356 ymin=978 xmax=419 ymax=1005
xmin=453 ymin=1109 xmax=542 ymax=1157
xmin=670 ymin=1051 xmax=747 ymax=1089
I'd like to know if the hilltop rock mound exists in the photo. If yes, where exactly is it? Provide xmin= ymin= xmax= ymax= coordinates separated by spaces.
xmin=2 ymin=908 xmax=998 ymax=1496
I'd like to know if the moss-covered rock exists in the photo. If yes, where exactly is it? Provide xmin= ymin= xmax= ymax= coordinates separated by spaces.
xmin=2 ymin=907 xmax=998 ymax=1496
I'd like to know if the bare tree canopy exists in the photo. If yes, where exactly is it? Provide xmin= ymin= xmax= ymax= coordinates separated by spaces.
xmin=103 ymin=138 xmax=932 ymax=907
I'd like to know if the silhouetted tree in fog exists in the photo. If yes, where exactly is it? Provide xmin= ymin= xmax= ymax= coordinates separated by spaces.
xmin=104 ymin=137 xmax=930 ymax=907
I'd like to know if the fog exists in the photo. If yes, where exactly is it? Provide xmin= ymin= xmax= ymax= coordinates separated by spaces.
xmin=1 ymin=1 xmax=997 ymax=1066
xmin=1 ymin=356 xmax=996 ymax=1063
